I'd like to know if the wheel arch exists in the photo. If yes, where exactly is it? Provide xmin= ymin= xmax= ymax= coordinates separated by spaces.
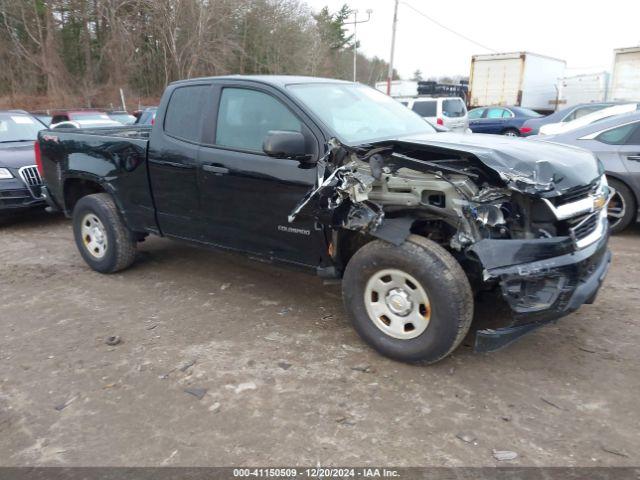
xmin=335 ymin=217 xmax=438 ymax=275
xmin=63 ymin=175 xmax=127 ymax=220
xmin=605 ymin=173 xmax=640 ymax=224
xmin=605 ymin=172 xmax=638 ymax=205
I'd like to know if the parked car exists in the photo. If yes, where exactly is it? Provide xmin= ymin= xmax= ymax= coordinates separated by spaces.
xmin=533 ymin=111 xmax=640 ymax=233
xmin=134 ymin=107 xmax=157 ymax=125
xmin=539 ymin=103 xmax=638 ymax=136
xmin=0 ymin=110 xmax=46 ymax=216
xmin=468 ymin=106 xmax=541 ymax=136
xmin=107 ymin=110 xmax=136 ymax=125
xmin=38 ymin=75 xmax=611 ymax=364
xmin=401 ymin=97 xmax=469 ymax=132
xmin=520 ymin=102 xmax=619 ymax=137
xmin=50 ymin=110 xmax=121 ymax=128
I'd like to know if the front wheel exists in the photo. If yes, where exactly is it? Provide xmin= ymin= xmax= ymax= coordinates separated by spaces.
xmin=72 ymin=193 xmax=137 ymax=273
xmin=342 ymin=235 xmax=474 ymax=363
xmin=607 ymin=178 xmax=636 ymax=233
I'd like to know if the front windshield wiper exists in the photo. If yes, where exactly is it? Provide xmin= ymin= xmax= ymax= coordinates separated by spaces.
xmin=0 ymin=139 xmax=35 ymax=143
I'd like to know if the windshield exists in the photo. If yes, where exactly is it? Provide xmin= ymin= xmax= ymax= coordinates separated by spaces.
xmin=0 ymin=114 xmax=44 ymax=142
xmin=287 ymin=83 xmax=435 ymax=144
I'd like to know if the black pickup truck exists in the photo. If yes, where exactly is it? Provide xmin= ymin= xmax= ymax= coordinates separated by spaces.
xmin=37 ymin=76 xmax=612 ymax=363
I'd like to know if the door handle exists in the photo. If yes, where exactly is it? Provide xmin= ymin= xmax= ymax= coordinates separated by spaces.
xmin=202 ymin=164 xmax=229 ymax=174
xmin=627 ymin=155 xmax=640 ymax=162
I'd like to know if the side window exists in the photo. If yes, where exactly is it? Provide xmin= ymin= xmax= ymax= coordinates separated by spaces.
xmin=411 ymin=101 xmax=437 ymax=117
xmin=486 ymin=108 xmax=505 ymax=119
xmin=164 ymin=85 xmax=210 ymax=142
xmin=565 ymin=106 xmax=606 ymax=122
xmin=595 ymin=123 xmax=639 ymax=145
xmin=502 ymin=109 xmax=513 ymax=118
xmin=627 ymin=124 xmax=640 ymax=144
xmin=468 ymin=108 xmax=485 ymax=119
xmin=216 ymin=88 xmax=301 ymax=151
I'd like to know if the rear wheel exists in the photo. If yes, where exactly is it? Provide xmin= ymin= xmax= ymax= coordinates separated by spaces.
xmin=607 ymin=177 xmax=636 ymax=233
xmin=342 ymin=235 xmax=474 ymax=363
xmin=502 ymin=128 xmax=520 ymax=137
xmin=72 ymin=193 xmax=137 ymax=273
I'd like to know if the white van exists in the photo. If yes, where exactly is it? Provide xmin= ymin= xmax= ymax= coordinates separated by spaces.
xmin=399 ymin=97 xmax=470 ymax=132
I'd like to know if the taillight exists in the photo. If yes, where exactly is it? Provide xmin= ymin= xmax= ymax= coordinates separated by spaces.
xmin=34 ymin=141 xmax=43 ymax=175
xmin=520 ymin=126 xmax=532 ymax=134
xmin=437 ymin=118 xmax=444 ymax=125
xmin=151 ymin=117 xmax=155 ymax=126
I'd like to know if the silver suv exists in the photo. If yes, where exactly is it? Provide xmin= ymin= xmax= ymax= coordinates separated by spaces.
xmin=400 ymin=97 xmax=470 ymax=132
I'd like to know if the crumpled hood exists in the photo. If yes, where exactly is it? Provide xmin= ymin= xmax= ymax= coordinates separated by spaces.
xmin=381 ymin=132 xmax=601 ymax=196
xmin=0 ymin=141 xmax=37 ymax=169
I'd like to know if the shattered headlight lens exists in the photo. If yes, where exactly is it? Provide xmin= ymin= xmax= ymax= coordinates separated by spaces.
xmin=0 ymin=168 xmax=13 ymax=179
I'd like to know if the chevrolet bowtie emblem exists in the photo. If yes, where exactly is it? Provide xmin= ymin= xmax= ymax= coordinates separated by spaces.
xmin=592 ymin=193 xmax=607 ymax=211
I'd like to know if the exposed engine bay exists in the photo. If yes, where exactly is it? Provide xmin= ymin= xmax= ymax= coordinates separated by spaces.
xmin=289 ymin=136 xmax=612 ymax=351
xmin=290 ymin=137 xmax=609 ymax=255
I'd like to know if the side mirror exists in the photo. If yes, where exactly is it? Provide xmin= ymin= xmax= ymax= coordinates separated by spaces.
xmin=263 ymin=130 xmax=310 ymax=161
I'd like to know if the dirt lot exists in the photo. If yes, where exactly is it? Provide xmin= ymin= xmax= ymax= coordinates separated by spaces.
xmin=1 ymin=212 xmax=639 ymax=467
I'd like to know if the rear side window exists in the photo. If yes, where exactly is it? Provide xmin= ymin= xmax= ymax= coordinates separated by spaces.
xmin=442 ymin=99 xmax=466 ymax=118
xmin=596 ymin=122 xmax=640 ymax=145
xmin=468 ymin=108 xmax=484 ymax=119
xmin=215 ymin=88 xmax=301 ymax=152
xmin=412 ymin=101 xmax=437 ymax=117
xmin=164 ymin=85 xmax=210 ymax=142
xmin=486 ymin=108 xmax=508 ymax=119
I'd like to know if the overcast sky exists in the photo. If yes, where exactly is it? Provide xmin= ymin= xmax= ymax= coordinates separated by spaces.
xmin=305 ymin=0 xmax=640 ymax=80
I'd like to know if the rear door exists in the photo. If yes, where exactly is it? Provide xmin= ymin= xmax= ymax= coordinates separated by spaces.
xmin=196 ymin=82 xmax=325 ymax=267
xmin=147 ymin=83 xmax=211 ymax=239
xmin=476 ymin=107 xmax=510 ymax=133
xmin=612 ymin=122 xmax=640 ymax=191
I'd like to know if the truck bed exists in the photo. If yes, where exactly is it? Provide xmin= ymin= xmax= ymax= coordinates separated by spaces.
xmin=39 ymin=124 xmax=155 ymax=234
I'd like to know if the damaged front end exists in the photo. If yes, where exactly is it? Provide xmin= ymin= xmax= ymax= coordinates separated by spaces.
xmin=289 ymin=135 xmax=612 ymax=352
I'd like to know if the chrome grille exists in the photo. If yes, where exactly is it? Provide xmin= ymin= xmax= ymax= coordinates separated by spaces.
xmin=554 ymin=182 xmax=597 ymax=206
xmin=18 ymin=165 xmax=43 ymax=199
xmin=568 ymin=212 xmax=599 ymax=242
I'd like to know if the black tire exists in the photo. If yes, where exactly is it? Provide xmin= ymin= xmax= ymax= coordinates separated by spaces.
xmin=342 ymin=235 xmax=474 ymax=364
xmin=607 ymin=177 xmax=636 ymax=234
xmin=72 ymin=193 xmax=137 ymax=273
xmin=502 ymin=128 xmax=520 ymax=137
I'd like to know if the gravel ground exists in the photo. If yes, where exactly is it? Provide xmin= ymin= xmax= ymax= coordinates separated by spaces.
xmin=1 ymin=212 xmax=639 ymax=467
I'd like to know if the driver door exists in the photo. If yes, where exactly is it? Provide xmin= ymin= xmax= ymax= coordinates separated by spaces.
xmin=196 ymin=84 xmax=325 ymax=267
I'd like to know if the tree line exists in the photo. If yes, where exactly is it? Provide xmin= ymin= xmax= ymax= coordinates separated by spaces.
xmin=0 ymin=0 xmax=396 ymax=109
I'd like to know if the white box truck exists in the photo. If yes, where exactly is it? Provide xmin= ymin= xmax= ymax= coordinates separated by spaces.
xmin=609 ymin=46 xmax=640 ymax=102
xmin=468 ymin=52 xmax=566 ymax=111
xmin=558 ymin=72 xmax=609 ymax=107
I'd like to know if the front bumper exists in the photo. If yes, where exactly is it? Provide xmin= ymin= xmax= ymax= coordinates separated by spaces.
xmin=0 ymin=178 xmax=45 ymax=212
xmin=470 ymin=217 xmax=611 ymax=352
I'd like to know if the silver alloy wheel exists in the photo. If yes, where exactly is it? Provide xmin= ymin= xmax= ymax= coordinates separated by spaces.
xmin=364 ymin=268 xmax=431 ymax=340
xmin=503 ymin=130 xmax=518 ymax=137
xmin=607 ymin=190 xmax=626 ymax=229
xmin=81 ymin=213 xmax=108 ymax=259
